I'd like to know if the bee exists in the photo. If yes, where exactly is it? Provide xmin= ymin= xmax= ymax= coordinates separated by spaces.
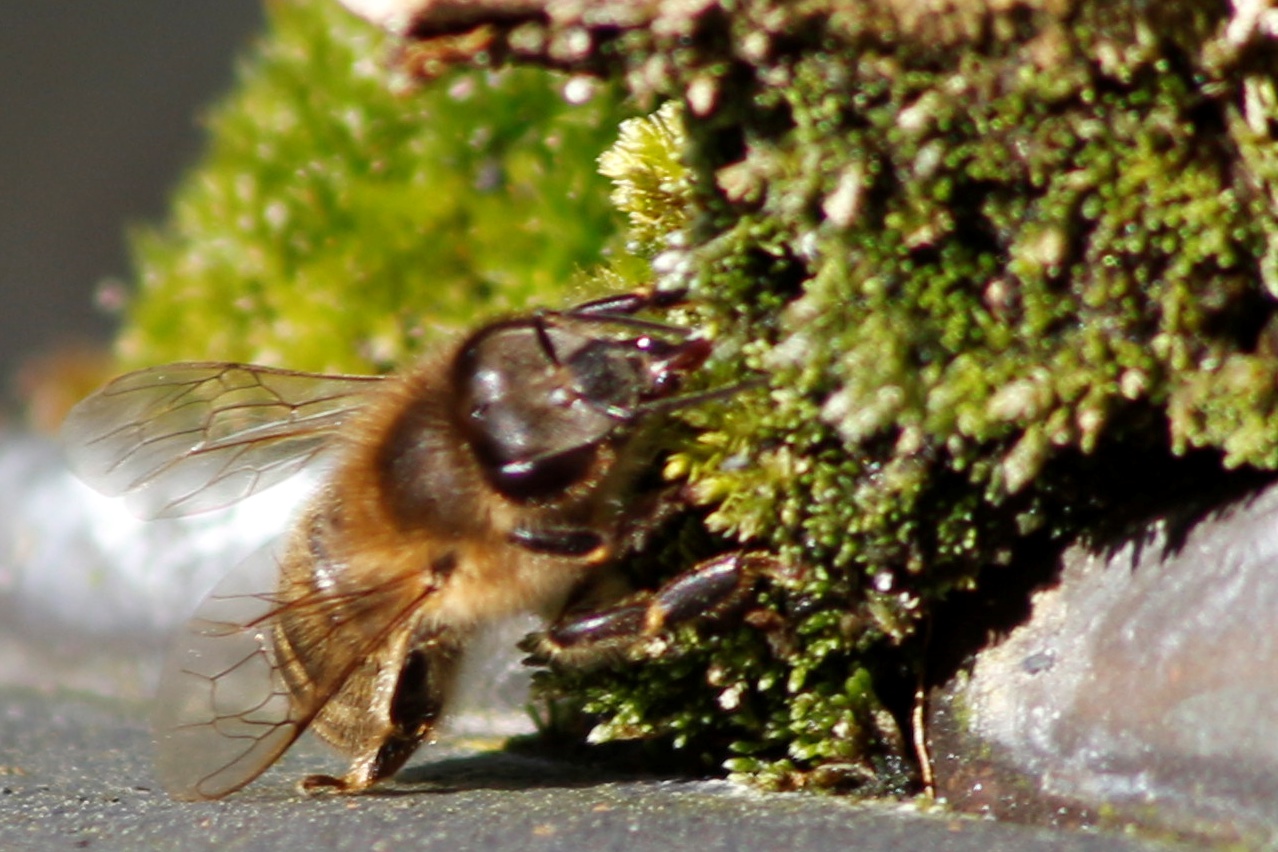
xmin=61 ymin=290 xmax=757 ymax=800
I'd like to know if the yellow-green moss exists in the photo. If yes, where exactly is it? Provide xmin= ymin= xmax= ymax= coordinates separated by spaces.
xmin=121 ymin=0 xmax=632 ymax=374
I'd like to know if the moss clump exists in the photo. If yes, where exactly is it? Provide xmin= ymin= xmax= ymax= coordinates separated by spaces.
xmin=120 ymin=0 xmax=632 ymax=374
xmin=522 ymin=1 xmax=1278 ymax=791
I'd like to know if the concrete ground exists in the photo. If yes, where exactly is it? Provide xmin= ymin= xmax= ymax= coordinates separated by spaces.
xmin=0 ymin=685 xmax=1192 ymax=852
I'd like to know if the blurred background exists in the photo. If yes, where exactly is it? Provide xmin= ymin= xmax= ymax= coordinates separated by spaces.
xmin=0 ymin=1 xmax=263 ymax=402
xmin=0 ymin=6 xmax=537 ymax=725
xmin=0 ymin=1 xmax=265 ymax=691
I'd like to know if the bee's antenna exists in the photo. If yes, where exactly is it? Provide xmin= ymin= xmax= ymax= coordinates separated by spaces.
xmin=635 ymin=375 xmax=769 ymax=417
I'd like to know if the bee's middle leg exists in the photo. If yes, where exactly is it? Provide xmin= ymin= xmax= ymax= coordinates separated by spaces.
xmin=532 ymin=551 xmax=770 ymax=667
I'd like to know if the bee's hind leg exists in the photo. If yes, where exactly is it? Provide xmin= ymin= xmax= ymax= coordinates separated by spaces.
xmin=527 ymin=551 xmax=775 ymax=668
xmin=298 ymin=643 xmax=457 ymax=795
xmin=297 ymin=733 xmax=421 ymax=796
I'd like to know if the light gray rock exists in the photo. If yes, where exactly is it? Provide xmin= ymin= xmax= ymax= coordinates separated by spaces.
xmin=932 ymin=480 xmax=1278 ymax=844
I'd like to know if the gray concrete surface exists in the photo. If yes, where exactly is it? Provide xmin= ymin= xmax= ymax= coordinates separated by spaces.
xmin=0 ymin=685 xmax=1191 ymax=852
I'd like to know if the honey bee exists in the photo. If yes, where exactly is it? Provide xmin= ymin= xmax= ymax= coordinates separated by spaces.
xmin=61 ymin=290 xmax=757 ymax=801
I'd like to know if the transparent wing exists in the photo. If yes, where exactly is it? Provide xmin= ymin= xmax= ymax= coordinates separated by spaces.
xmin=61 ymin=362 xmax=384 ymax=518
xmin=152 ymin=536 xmax=440 ymax=800
xmin=152 ymin=542 xmax=301 ymax=801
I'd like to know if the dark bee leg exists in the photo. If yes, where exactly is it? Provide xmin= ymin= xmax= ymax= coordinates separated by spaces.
xmin=565 ymin=287 xmax=688 ymax=320
xmin=509 ymin=525 xmax=606 ymax=559
xmin=530 ymin=552 xmax=773 ymax=667
xmin=542 ymin=288 xmax=696 ymax=342
xmin=300 ymin=638 xmax=463 ymax=795
xmin=611 ymin=482 xmax=687 ymax=557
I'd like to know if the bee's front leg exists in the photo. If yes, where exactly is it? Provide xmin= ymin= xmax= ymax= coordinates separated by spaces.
xmin=529 ymin=552 xmax=773 ymax=668
xmin=562 ymin=286 xmax=688 ymax=320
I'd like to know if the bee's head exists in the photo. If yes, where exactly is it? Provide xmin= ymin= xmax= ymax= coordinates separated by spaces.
xmin=454 ymin=312 xmax=711 ymax=502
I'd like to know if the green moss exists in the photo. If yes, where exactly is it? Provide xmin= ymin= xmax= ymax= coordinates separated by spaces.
xmin=597 ymin=101 xmax=694 ymax=256
xmin=121 ymin=0 xmax=631 ymax=373
xmin=529 ymin=0 xmax=1278 ymax=793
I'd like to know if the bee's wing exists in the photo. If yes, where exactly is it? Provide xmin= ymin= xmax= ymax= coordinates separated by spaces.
xmin=61 ymin=362 xmax=384 ymax=518
xmin=152 ymin=541 xmax=301 ymax=801
xmin=153 ymin=537 xmax=437 ymax=800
